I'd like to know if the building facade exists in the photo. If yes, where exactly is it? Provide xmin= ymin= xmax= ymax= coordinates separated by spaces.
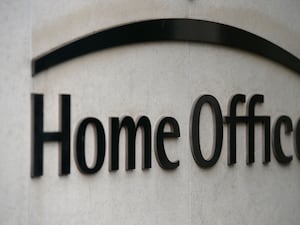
xmin=1 ymin=1 xmax=300 ymax=224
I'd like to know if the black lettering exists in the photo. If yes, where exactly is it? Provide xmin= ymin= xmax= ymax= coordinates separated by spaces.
xmin=273 ymin=116 xmax=293 ymax=164
xmin=191 ymin=95 xmax=223 ymax=168
xmin=31 ymin=94 xmax=70 ymax=177
xmin=110 ymin=116 xmax=151 ymax=171
xmin=76 ymin=118 xmax=106 ymax=174
xmin=295 ymin=119 xmax=300 ymax=160
xmin=247 ymin=95 xmax=271 ymax=164
xmin=224 ymin=94 xmax=246 ymax=165
xmin=155 ymin=117 xmax=180 ymax=170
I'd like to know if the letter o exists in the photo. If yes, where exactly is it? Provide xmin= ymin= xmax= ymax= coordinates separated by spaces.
xmin=76 ymin=117 xmax=106 ymax=174
xmin=190 ymin=95 xmax=223 ymax=168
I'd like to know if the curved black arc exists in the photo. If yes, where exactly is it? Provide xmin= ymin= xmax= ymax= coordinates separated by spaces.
xmin=32 ymin=18 xmax=300 ymax=76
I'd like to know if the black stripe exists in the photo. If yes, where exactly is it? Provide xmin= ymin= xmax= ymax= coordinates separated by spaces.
xmin=32 ymin=18 xmax=300 ymax=76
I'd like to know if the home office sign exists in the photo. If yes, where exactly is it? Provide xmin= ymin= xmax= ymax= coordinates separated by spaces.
xmin=31 ymin=18 xmax=300 ymax=177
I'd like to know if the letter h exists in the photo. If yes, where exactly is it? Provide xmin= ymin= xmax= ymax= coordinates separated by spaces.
xmin=31 ymin=94 xmax=70 ymax=177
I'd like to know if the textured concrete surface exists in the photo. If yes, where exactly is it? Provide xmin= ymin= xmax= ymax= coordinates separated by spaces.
xmin=1 ymin=1 xmax=300 ymax=224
